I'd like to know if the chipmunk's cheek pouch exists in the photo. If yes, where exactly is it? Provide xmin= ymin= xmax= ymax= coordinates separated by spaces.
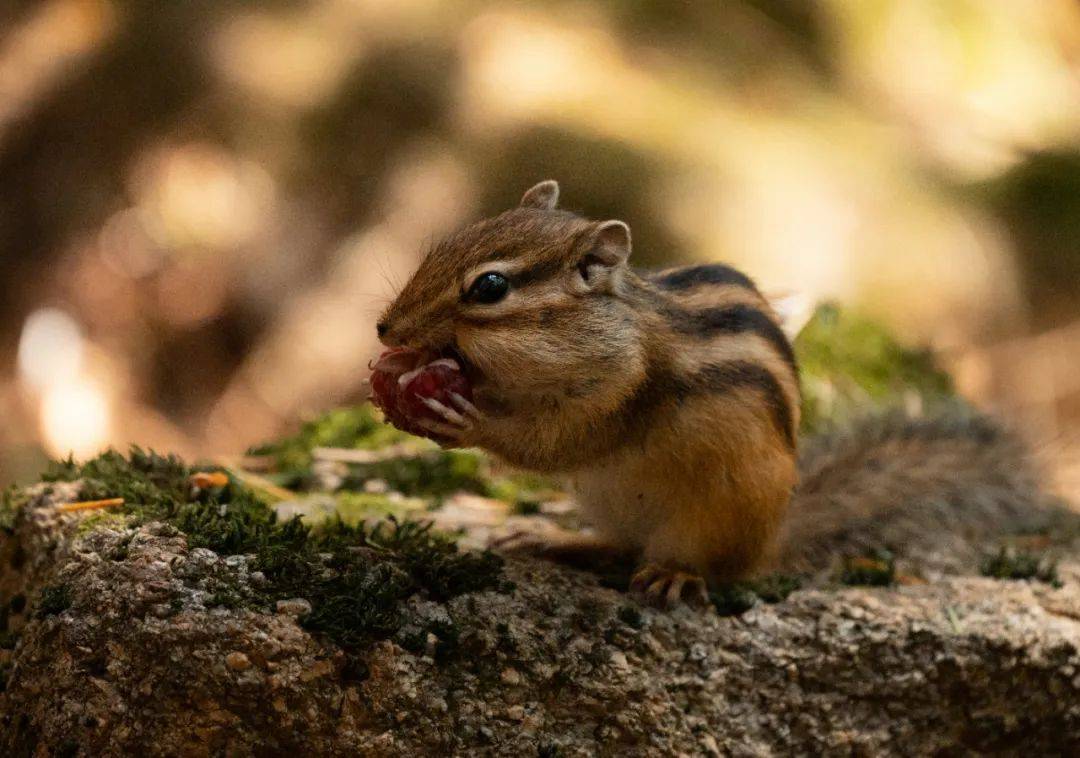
xmin=369 ymin=348 xmax=474 ymax=440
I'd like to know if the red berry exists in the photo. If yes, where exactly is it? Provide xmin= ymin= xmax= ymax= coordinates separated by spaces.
xmin=398 ymin=359 xmax=472 ymax=423
xmin=371 ymin=368 xmax=406 ymax=426
xmin=369 ymin=350 xmax=473 ymax=440
xmin=370 ymin=348 xmax=419 ymax=430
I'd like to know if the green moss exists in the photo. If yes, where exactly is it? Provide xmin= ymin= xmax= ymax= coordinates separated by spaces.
xmin=710 ymin=574 xmax=802 ymax=616
xmin=339 ymin=449 xmax=492 ymax=500
xmin=840 ymin=549 xmax=896 ymax=587
xmin=748 ymin=574 xmax=802 ymax=603
xmin=486 ymin=470 xmax=563 ymax=515
xmin=616 ymin=604 xmax=644 ymax=629
xmin=247 ymin=404 xmax=562 ymax=508
xmin=247 ymin=406 xmax=412 ymax=481
xmin=35 ymin=448 xmax=508 ymax=659
xmin=368 ymin=518 xmax=508 ymax=601
xmin=795 ymin=304 xmax=954 ymax=433
xmin=0 ymin=486 xmax=29 ymax=533
xmin=247 ymin=516 xmax=507 ymax=651
xmin=43 ymin=448 xmax=192 ymax=524
xmin=206 ymin=586 xmax=251 ymax=610
xmin=75 ymin=511 xmax=129 ymax=536
xmin=709 ymin=584 xmax=758 ymax=616
xmin=330 ymin=491 xmax=427 ymax=525
xmin=980 ymin=547 xmax=1061 ymax=587
xmin=36 ymin=584 xmax=72 ymax=617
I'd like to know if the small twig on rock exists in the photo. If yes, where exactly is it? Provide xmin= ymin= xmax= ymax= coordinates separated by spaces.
xmin=223 ymin=468 xmax=297 ymax=502
xmin=311 ymin=444 xmax=426 ymax=464
xmin=56 ymin=498 xmax=125 ymax=513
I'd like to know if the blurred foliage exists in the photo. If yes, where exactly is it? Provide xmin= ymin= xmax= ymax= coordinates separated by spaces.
xmin=601 ymin=0 xmax=830 ymax=82
xmin=709 ymin=573 xmax=802 ymax=617
xmin=978 ymin=150 xmax=1080 ymax=328
xmin=839 ymin=549 xmax=896 ymax=587
xmin=339 ymin=451 xmax=492 ymax=501
xmin=795 ymin=304 xmax=954 ymax=433
xmin=247 ymin=407 xmax=412 ymax=474
xmin=477 ymin=125 xmax=683 ymax=268
xmin=980 ymin=546 xmax=1060 ymax=587
xmin=298 ymin=42 xmax=459 ymax=226
xmin=0 ymin=487 xmax=24 ymax=534
xmin=248 ymin=404 xmax=560 ymax=511
xmin=35 ymin=584 xmax=72 ymax=618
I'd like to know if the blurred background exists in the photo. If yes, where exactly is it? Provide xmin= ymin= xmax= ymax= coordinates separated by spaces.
xmin=1 ymin=0 xmax=1079 ymax=489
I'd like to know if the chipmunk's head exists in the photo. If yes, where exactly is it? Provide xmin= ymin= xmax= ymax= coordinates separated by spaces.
xmin=377 ymin=180 xmax=643 ymax=398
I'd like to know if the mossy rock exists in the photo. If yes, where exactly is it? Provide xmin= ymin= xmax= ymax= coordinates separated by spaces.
xmin=26 ymin=449 xmax=509 ymax=654
xmin=795 ymin=303 xmax=954 ymax=433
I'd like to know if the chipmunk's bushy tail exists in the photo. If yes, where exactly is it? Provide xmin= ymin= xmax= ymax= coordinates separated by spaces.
xmin=778 ymin=406 xmax=1065 ymax=574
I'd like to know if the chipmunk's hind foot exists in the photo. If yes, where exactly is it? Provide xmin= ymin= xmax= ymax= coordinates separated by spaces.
xmin=630 ymin=563 xmax=709 ymax=609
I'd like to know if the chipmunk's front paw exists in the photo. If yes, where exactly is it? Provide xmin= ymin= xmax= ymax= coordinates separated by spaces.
xmin=415 ymin=392 xmax=484 ymax=446
xmin=630 ymin=563 xmax=709 ymax=609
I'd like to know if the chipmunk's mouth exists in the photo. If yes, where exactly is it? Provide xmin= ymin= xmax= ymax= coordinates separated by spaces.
xmin=370 ymin=344 xmax=482 ymax=385
xmin=442 ymin=345 xmax=483 ymax=386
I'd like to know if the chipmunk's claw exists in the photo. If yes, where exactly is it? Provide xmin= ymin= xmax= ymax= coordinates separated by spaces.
xmin=420 ymin=396 xmax=469 ymax=428
xmin=418 ymin=394 xmax=484 ymax=438
xmin=449 ymin=392 xmax=482 ymax=421
xmin=415 ymin=418 xmax=466 ymax=443
xmin=630 ymin=563 xmax=709 ymax=609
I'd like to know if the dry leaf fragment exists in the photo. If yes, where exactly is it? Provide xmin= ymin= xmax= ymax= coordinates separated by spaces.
xmin=190 ymin=471 xmax=229 ymax=489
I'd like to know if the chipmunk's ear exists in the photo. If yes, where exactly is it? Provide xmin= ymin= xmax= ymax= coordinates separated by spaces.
xmin=590 ymin=220 xmax=631 ymax=266
xmin=577 ymin=220 xmax=631 ymax=288
xmin=520 ymin=180 xmax=559 ymax=210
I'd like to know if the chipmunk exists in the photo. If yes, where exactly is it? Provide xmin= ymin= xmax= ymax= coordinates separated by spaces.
xmin=375 ymin=180 xmax=1064 ymax=607
xmin=376 ymin=180 xmax=800 ymax=606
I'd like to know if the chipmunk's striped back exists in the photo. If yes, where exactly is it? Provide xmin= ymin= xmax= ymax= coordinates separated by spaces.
xmin=632 ymin=263 xmax=800 ymax=451
xmin=561 ymin=261 xmax=802 ymax=582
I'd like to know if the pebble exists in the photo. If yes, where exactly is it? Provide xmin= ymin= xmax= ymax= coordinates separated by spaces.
xmin=700 ymin=734 xmax=721 ymax=756
xmin=522 ymin=710 xmax=544 ymax=731
xmin=225 ymin=652 xmax=251 ymax=671
xmin=276 ymin=598 xmax=312 ymax=617
xmin=500 ymin=667 xmax=522 ymax=685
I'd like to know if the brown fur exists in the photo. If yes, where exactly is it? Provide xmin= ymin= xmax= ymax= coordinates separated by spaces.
xmin=778 ymin=407 xmax=1064 ymax=575
xmin=379 ymin=182 xmax=800 ymax=584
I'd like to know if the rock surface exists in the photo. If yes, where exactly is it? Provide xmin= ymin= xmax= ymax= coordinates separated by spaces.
xmin=3 ymin=482 xmax=1080 ymax=756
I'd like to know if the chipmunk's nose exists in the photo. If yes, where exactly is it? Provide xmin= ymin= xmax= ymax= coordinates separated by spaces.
xmin=377 ymin=313 xmax=449 ymax=351
xmin=376 ymin=319 xmax=408 ymax=348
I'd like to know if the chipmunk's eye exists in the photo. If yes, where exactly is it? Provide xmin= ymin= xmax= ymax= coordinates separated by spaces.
xmin=465 ymin=271 xmax=509 ymax=304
